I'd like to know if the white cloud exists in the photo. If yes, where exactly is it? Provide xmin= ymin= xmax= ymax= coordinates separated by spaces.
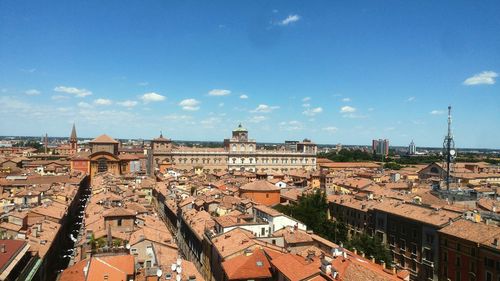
xmin=51 ymin=95 xmax=69 ymax=100
xmin=117 ymin=100 xmax=138 ymax=107
xmin=302 ymin=97 xmax=311 ymax=102
xmin=430 ymin=110 xmax=445 ymax=115
xmin=279 ymin=14 xmax=301 ymax=26
xmin=77 ymin=102 xmax=92 ymax=108
xmin=138 ymin=81 xmax=149 ymax=86
xmin=340 ymin=106 xmax=356 ymax=113
xmin=239 ymin=94 xmax=249 ymax=99
xmin=279 ymin=120 xmax=303 ymax=131
xmin=25 ymin=89 xmax=40 ymax=96
xmin=248 ymin=115 xmax=267 ymax=123
xmin=463 ymin=71 xmax=498 ymax=85
xmin=200 ymin=117 xmax=221 ymax=128
xmin=323 ymin=126 xmax=338 ymax=133
xmin=302 ymin=103 xmax=310 ymax=108
xmin=208 ymin=89 xmax=231 ymax=96
xmin=407 ymin=96 xmax=416 ymax=102
xmin=141 ymin=92 xmax=165 ymax=103
xmin=54 ymin=86 xmax=92 ymax=97
xmin=251 ymin=104 xmax=280 ymax=113
xmin=94 ymin=98 xmax=112 ymax=106
xmin=218 ymin=102 xmax=225 ymax=107
xmin=303 ymin=107 xmax=323 ymax=116
xmin=164 ymin=114 xmax=192 ymax=121
xmin=342 ymin=97 xmax=351 ymax=102
xmin=179 ymin=98 xmax=200 ymax=111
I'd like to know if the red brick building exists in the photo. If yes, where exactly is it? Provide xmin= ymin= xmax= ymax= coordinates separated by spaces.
xmin=438 ymin=219 xmax=500 ymax=281
xmin=239 ymin=180 xmax=280 ymax=206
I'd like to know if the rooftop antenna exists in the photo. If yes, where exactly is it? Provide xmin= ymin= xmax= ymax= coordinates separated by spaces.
xmin=442 ymin=105 xmax=456 ymax=191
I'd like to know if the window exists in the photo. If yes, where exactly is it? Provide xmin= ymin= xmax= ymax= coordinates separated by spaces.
xmin=411 ymin=260 xmax=417 ymax=271
xmin=411 ymin=243 xmax=417 ymax=255
xmin=266 ymin=194 xmax=269 ymax=198
xmin=261 ymin=228 xmax=265 ymax=236
xmin=456 ymin=256 xmax=461 ymax=267
xmin=457 ymin=243 xmax=461 ymax=251
xmin=455 ymin=271 xmax=461 ymax=281
xmin=443 ymin=251 xmax=448 ymax=262
xmin=97 ymin=157 xmax=108 ymax=172
xmin=470 ymin=261 xmax=476 ymax=272
xmin=400 ymin=239 xmax=406 ymax=251
xmin=389 ymin=235 xmax=395 ymax=246
xmin=486 ymin=272 xmax=492 ymax=281
xmin=470 ymin=247 xmax=476 ymax=256
xmin=117 ymin=219 xmax=122 ymax=226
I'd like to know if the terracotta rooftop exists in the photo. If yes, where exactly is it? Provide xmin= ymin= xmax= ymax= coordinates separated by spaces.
xmin=438 ymin=219 xmax=500 ymax=246
xmin=221 ymin=249 xmax=272 ymax=280
xmin=90 ymin=134 xmax=119 ymax=144
xmin=253 ymin=204 xmax=282 ymax=217
xmin=373 ymin=201 xmax=462 ymax=227
xmin=103 ymin=207 xmax=137 ymax=218
xmin=0 ymin=239 xmax=29 ymax=277
xmin=270 ymin=253 xmax=321 ymax=281
xmin=240 ymin=180 xmax=280 ymax=192
xmin=59 ymin=254 xmax=135 ymax=281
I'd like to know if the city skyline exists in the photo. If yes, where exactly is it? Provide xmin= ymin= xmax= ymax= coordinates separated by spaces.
xmin=1 ymin=1 xmax=499 ymax=148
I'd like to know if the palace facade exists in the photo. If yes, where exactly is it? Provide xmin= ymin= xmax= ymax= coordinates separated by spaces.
xmin=149 ymin=124 xmax=317 ymax=174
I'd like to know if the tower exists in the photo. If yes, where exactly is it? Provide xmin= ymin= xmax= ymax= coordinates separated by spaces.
xmin=69 ymin=123 xmax=78 ymax=151
xmin=44 ymin=133 xmax=48 ymax=154
xmin=408 ymin=140 xmax=416 ymax=155
xmin=442 ymin=106 xmax=456 ymax=190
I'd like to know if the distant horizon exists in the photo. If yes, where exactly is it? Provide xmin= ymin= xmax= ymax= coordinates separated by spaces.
xmin=1 ymin=134 xmax=498 ymax=151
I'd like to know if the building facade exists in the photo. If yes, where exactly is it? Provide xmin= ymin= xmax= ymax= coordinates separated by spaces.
xmin=149 ymin=124 xmax=317 ymax=174
xmin=372 ymin=139 xmax=390 ymax=156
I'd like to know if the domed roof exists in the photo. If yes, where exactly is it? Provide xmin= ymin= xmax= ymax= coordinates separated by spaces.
xmin=233 ymin=123 xmax=247 ymax=132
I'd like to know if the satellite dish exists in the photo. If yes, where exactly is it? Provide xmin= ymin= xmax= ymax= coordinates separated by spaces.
xmin=450 ymin=149 xmax=456 ymax=156
xmin=125 ymin=243 xmax=130 ymax=249
xmin=171 ymin=264 xmax=177 ymax=271
xmin=176 ymin=275 xmax=181 ymax=281
xmin=156 ymin=269 xmax=163 ymax=277
xmin=176 ymin=267 xmax=182 ymax=274
xmin=176 ymin=259 xmax=182 ymax=266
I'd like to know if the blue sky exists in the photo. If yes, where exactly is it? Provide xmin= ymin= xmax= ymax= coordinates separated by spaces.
xmin=0 ymin=1 xmax=499 ymax=148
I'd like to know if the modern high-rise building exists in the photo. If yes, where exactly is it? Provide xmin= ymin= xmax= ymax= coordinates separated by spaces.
xmin=408 ymin=140 xmax=416 ymax=155
xmin=372 ymin=139 xmax=389 ymax=156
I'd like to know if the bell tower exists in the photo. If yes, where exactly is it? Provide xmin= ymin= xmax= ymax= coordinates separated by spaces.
xmin=69 ymin=123 xmax=78 ymax=151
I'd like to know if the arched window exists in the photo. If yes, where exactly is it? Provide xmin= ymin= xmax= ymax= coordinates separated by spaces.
xmin=430 ymin=167 xmax=440 ymax=174
xmin=97 ymin=157 xmax=108 ymax=173
xmin=232 ymin=144 xmax=237 ymax=152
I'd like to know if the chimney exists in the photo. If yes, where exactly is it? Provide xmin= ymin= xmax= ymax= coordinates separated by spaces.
xmin=353 ymin=248 xmax=357 ymax=255
xmin=360 ymin=251 xmax=365 ymax=258
xmin=370 ymin=255 xmax=375 ymax=263
xmin=381 ymin=260 xmax=386 ymax=269
xmin=0 ymin=244 xmax=5 ymax=253
xmin=494 ymin=238 xmax=499 ymax=247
